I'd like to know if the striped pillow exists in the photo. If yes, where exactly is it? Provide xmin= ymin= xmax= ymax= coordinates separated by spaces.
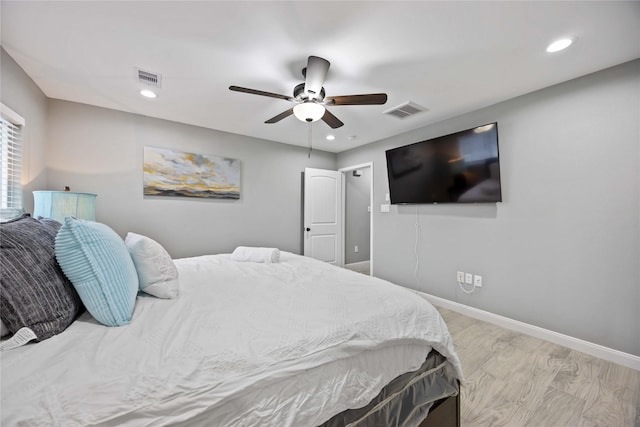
xmin=0 ymin=214 xmax=83 ymax=341
xmin=55 ymin=217 xmax=138 ymax=327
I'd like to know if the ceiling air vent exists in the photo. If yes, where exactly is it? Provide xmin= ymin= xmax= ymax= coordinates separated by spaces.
xmin=383 ymin=101 xmax=427 ymax=119
xmin=136 ymin=68 xmax=162 ymax=88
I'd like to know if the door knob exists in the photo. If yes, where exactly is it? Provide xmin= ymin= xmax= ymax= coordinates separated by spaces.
xmin=306 ymin=227 xmax=311 ymax=231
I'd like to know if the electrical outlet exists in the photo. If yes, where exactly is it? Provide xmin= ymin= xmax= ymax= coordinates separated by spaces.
xmin=456 ymin=271 xmax=464 ymax=282
xmin=473 ymin=275 xmax=483 ymax=287
xmin=354 ymin=245 xmax=359 ymax=253
xmin=465 ymin=273 xmax=473 ymax=285
xmin=380 ymin=204 xmax=390 ymax=213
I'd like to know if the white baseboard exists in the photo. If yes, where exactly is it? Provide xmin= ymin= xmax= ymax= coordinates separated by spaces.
xmin=415 ymin=291 xmax=640 ymax=372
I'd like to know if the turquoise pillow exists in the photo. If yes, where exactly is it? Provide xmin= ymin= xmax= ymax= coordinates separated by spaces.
xmin=55 ymin=218 xmax=138 ymax=327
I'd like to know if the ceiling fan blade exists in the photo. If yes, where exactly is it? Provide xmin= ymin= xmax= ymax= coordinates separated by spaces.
xmin=325 ymin=93 xmax=388 ymax=106
xmin=229 ymin=86 xmax=295 ymax=102
xmin=304 ymin=56 xmax=330 ymax=100
xmin=265 ymin=108 xmax=294 ymax=124
xmin=321 ymin=109 xmax=344 ymax=129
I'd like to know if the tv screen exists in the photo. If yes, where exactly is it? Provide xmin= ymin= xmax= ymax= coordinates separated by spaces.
xmin=385 ymin=123 xmax=501 ymax=204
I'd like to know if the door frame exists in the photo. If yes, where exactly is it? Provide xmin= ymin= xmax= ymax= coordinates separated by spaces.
xmin=338 ymin=162 xmax=374 ymax=276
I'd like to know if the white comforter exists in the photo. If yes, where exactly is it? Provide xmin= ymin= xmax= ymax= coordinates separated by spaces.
xmin=1 ymin=252 xmax=462 ymax=426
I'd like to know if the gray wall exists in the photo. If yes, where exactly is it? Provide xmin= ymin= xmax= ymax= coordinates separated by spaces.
xmin=0 ymin=48 xmax=49 ymax=215
xmin=337 ymin=59 xmax=640 ymax=357
xmin=44 ymin=100 xmax=336 ymax=258
xmin=345 ymin=167 xmax=371 ymax=264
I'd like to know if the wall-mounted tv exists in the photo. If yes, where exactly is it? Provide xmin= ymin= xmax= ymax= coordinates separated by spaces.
xmin=385 ymin=123 xmax=501 ymax=204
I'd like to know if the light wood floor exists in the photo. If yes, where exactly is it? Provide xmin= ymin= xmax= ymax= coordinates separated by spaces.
xmin=436 ymin=307 xmax=640 ymax=427
xmin=344 ymin=261 xmax=370 ymax=276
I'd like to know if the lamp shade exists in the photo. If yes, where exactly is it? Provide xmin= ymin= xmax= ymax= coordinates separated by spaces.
xmin=33 ymin=191 xmax=97 ymax=222
xmin=293 ymin=102 xmax=325 ymax=123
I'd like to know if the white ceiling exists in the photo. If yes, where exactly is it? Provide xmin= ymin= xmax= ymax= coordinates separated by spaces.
xmin=2 ymin=1 xmax=639 ymax=153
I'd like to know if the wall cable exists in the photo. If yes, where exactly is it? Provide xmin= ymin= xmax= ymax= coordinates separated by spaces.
xmin=457 ymin=280 xmax=477 ymax=294
xmin=413 ymin=204 xmax=477 ymax=294
xmin=414 ymin=206 xmax=421 ymax=288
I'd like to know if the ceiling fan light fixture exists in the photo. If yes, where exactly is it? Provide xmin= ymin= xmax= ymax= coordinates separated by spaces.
xmin=293 ymin=102 xmax=325 ymax=123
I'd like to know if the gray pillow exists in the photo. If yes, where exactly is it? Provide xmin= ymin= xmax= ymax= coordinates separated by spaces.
xmin=0 ymin=214 xmax=83 ymax=341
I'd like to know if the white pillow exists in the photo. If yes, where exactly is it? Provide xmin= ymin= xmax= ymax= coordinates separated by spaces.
xmin=125 ymin=233 xmax=178 ymax=299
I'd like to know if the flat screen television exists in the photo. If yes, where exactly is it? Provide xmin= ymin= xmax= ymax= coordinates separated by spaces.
xmin=385 ymin=123 xmax=501 ymax=204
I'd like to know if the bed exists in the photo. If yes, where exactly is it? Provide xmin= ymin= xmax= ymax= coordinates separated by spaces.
xmin=1 ymin=215 xmax=463 ymax=426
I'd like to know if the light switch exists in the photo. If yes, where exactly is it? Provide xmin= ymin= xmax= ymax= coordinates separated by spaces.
xmin=380 ymin=204 xmax=390 ymax=213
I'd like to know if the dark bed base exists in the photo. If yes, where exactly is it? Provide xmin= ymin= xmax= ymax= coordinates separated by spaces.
xmin=418 ymin=385 xmax=460 ymax=427
xmin=319 ymin=351 xmax=460 ymax=427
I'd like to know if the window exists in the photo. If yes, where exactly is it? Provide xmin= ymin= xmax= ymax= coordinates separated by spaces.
xmin=1 ymin=103 xmax=25 ymax=221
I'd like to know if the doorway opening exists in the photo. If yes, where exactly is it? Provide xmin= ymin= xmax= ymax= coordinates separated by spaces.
xmin=339 ymin=162 xmax=373 ymax=276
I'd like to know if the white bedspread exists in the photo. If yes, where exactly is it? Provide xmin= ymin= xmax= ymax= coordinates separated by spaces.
xmin=1 ymin=252 xmax=462 ymax=426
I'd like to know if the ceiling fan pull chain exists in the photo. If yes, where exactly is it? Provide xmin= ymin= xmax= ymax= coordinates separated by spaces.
xmin=308 ymin=122 xmax=313 ymax=158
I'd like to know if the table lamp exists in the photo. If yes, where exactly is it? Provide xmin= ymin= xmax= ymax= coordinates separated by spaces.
xmin=33 ymin=189 xmax=97 ymax=222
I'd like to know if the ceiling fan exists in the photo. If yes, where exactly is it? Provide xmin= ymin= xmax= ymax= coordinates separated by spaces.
xmin=229 ymin=56 xmax=387 ymax=129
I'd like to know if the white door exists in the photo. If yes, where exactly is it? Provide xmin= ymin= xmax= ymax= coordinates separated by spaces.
xmin=304 ymin=168 xmax=343 ymax=265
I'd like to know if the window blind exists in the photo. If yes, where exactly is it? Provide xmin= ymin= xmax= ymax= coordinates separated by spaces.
xmin=1 ymin=106 xmax=24 ymax=221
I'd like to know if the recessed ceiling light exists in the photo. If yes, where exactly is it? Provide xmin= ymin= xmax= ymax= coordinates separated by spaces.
xmin=326 ymin=135 xmax=335 ymax=141
xmin=140 ymin=89 xmax=157 ymax=98
xmin=546 ymin=38 xmax=573 ymax=53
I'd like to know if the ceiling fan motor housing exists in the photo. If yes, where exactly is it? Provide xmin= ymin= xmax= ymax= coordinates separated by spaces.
xmin=294 ymin=83 xmax=325 ymax=102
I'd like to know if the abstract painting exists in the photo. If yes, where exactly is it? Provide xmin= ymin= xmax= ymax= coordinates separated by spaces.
xmin=143 ymin=147 xmax=240 ymax=199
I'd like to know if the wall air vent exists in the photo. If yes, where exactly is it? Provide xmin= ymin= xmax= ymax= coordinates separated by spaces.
xmin=383 ymin=101 xmax=428 ymax=119
xmin=136 ymin=68 xmax=162 ymax=88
